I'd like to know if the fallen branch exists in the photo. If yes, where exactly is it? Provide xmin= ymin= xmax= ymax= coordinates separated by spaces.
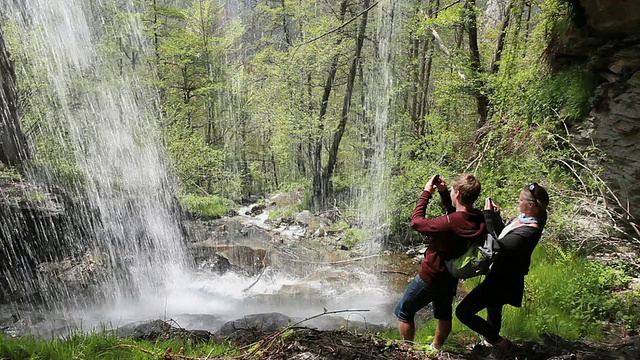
xmin=429 ymin=27 xmax=467 ymax=81
xmin=242 ymin=266 xmax=268 ymax=293
xmin=380 ymin=269 xmax=409 ymax=276
xmin=286 ymin=254 xmax=381 ymax=265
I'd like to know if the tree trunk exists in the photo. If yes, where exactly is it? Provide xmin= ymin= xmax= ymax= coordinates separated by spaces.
xmin=0 ymin=28 xmax=30 ymax=167
xmin=311 ymin=0 xmax=349 ymax=210
xmin=321 ymin=0 xmax=370 ymax=201
xmin=417 ymin=0 xmax=438 ymax=137
xmin=489 ymin=0 xmax=514 ymax=74
xmin=465 ymin=0 xmax=489 ymax=128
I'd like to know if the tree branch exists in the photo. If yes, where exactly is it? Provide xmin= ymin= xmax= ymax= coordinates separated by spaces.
xmin=293 ymin=1 xmax=379 ymax=47
xmin=429 ymin=27 xmax=467 ymax=81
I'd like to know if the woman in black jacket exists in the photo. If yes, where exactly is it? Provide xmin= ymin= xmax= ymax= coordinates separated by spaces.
xmin=456 ymin=183 xmax=550 ymax=347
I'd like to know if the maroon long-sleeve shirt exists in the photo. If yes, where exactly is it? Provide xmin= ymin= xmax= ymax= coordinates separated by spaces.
xmin=411 ymin=190 xmax=486 ymax=283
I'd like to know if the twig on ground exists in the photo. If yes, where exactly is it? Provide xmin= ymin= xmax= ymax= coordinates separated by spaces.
xmin=380 ymin=269 xmax=409 ymax=276
xmin=286 ymin=254 xmax=381 ymax=265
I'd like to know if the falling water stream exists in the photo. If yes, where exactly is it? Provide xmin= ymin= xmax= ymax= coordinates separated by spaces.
xmin=0 ymin=0 xmax=409 ymax=337
xmin=359 ymin=0 xmax=400 ymax=253
xmin=2 ymin=0 xmax=188 ymax=304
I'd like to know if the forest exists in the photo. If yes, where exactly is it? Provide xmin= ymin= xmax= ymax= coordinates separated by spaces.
xmin=1 ymin=0 xmax=640 ymax=359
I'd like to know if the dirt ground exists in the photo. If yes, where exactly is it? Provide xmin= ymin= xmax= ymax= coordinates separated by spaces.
xmin=206 ymin=327 xmax=640 ymax=360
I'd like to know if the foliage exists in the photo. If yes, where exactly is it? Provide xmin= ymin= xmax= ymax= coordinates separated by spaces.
xmin=518 ymin=248 xmax=639 ymax=339
xmin=379 ymin=245 xmax=640 ymax=347
xmin=0 ymin=163 xmax=22 ymax=182
xmin=267 ymin=206 xmax=297 ymax=222
xmin=179 ymin=193 xmax=235 ymax=219
xmin=342 ymin=227 xmax=368 ymax=248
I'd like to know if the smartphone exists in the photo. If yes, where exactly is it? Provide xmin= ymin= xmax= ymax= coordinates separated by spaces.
xmin=434 ymin=174 xmax=440 ymax=184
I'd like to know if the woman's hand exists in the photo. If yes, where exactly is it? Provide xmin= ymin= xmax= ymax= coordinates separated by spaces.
xmin=484 ymin=197 xmax=499 ymax=212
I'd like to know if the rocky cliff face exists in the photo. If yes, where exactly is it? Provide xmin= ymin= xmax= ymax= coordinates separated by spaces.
xmin=557 ymin=1 xmax=640 ymax=223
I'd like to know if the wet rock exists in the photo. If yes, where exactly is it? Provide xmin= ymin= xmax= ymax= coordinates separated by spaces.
xmin=0 ymin=309 xmax=73 ymax=338
xmin=117 ymin=319 xmax=171 ymax=340
xmin=269 ymin=191 xmax=302 ymax=207
xmin=217 ymin=312 xmax=293 ymax=342
xmin=577 ymin=1 xmax=640 ymax=36
xmin=405 ymin=249 xmax=417 ymax=257
xmin=190 ymin=243 xmax=268 ymax=275
xmin=250 ymin=204 xmax=267 ymax=216
xmin=313 ymin=226 xmax=326 ymax=237
xmin=294 ymin=210 xmax=314 ymax=226
xmin=117 ymin=319 xmax=214 ymax=343
xmin=276 ymin=225 xmax=306 ymax=239
xmin=194 ymin=252 xmax=234 ymax=274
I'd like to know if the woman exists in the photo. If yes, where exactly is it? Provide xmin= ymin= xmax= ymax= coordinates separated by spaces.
xmin=456 ymin=182 xmax=550 ymax=347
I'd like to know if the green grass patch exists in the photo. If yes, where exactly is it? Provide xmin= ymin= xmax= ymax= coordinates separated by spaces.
xmin=0 ymin=331 xmax=239 ymax=360
xmin=460 ymin=245 xmax=640 ymax=342
xmin=179 ymin=194 xmax=235 ymax=220
xmin=380 ymin=245 xmax=640 ymax=350
xmin=267 ymin=207 xmax=296 ymax=222
xmin=342 ymin=227 xmax=368 ymax=248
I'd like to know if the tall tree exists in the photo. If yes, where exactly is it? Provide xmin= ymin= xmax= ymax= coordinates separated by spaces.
xmin=310 ymin=0 xmax=349 ymax=209
xmin=317 ymin=0 xmax=371 ymax=208
xmin=0 ymin=28 xmax=29 ymax=167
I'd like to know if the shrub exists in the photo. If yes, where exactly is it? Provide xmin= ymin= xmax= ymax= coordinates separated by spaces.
xmin=496 ymin=247 xmax=639 ymax=341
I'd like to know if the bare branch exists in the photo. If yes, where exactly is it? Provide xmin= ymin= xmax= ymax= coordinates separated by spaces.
xmin=429 ymin=27 xmax=468 ymax=81
xmin=293 ymin=1 xmax=379 ymax=47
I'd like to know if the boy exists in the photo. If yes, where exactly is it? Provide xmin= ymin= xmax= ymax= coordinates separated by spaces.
xmin=394 ymin=173 xmax=486 ymax=349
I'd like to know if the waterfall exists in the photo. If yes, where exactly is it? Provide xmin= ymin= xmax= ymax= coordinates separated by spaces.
xmin=1 ymin=0 xmax=187 ymax=308
xmin=0 ymin=0 xmax=408 ymax=335
xmin=359 ymin=0 xmax=400 ymax=253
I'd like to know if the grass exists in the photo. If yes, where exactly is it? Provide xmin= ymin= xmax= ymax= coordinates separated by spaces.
xmin=0 ymin=331 xmax=239 ymax=360
xmin=179 ymin=193 xmax=236 ymax=220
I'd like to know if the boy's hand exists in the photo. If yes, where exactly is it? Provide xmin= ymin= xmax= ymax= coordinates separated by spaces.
xmin=435 ymin=177 xmax=447 ymax=192
xmin=424 ymin=175 xmax=446 ymax=193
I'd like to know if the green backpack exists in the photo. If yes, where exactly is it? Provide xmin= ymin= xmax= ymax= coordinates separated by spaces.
xmin=445 ymin=232 xmax=500 ymax=279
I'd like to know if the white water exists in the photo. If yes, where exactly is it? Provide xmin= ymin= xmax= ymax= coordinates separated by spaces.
xmin=2 ymin=0 xmax=187 ymax=307
xmin=359 ymin=0 xmax=401 ymax=253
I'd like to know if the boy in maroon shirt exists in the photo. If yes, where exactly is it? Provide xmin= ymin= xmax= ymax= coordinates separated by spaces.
xmin=394 ymin=174 xmax=486 ymax=348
